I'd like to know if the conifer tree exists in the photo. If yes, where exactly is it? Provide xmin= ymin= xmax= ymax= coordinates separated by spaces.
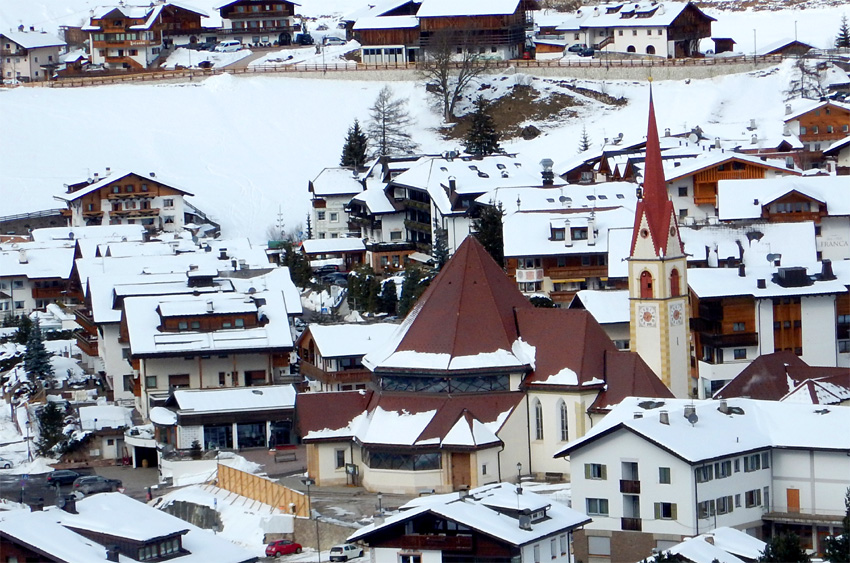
xmin=472 ymin=201 xmax=505 ymax=267
xmin=340 ymin=119 xmax=368 ymax=169
xmin=578 ymin=124 xmax=592 ymax=152
xmin=13 ymin=315 xmax=33 ymax=345
xmin=281 ymin=241 xmax=313 ymax=288
xmin=824 ymin=487 xmax=850 ymax=562
xmin=24 ymin=318 xmax=54 ymax=383
xmin=432 ymin=220 xmax=449 ymax=270
xmin=398 ymin=266 xmax=431 ymax=317
xmin=35 ymin=401 xmax=65 ymax=456
xmin=378 ymin=279 xmax=398 ymax=315
xmin=464 ymin=96 xmax=501 ymax=156
xmin=758 ymin=533 xmax=810 ymax=563
xmin=836 ymin=15 xmax=850 ymax=49
xmin=367 ymin=85 xmax=416 ymax=157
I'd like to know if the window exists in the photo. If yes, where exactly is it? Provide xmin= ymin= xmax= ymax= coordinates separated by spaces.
xmin=735 ymin=494 xmax=741 ymax=507
xmin=178 ymin=321 xmax=188 ymax=330
xmin=647 ymin=29 xmax=652 ymax=35
xmin=695 ymin=465 xmax=713 ymax=483
xmin=586 ymin=463 xmax=607 ymax=480
xmin=219 ymin=372 xmax=226 ymax=386
xmin=335 ymin=449 xmax=345 ymax=468
xmin=559 ymin=535 xmax=567 ymax=556
xmin=317 ymin=211 xmax=326 ymax=221
xmin=399 ymin=556 xmax=421 ymax=563
xmin=715 ymin=460 xmax=732 ymax=478
xmin=533 ymin=544 xmax=541 ymax=563
xmin=827 ymin=125 xmax=834 ymax=134
xmin=168 ymin=374 xmax=190 ymax=388
xmin=222 ymin=321 xmax=232 ymax=329
xmin=190 ymin=321 xmax=200 ymax=329
xmin=744 ymin=453 xmax=761 ymax=472
xmin=551 ymin=228 xmax=565 ymax=241
xmin=632 ymin=29 xmax=638 ymax=36
xmin=534 ymin=399 xmax=543 ymax=440
xmin=588 ymin=536 xmax=611 ymax=556
xmin=235 ymin=318 xmax=244 ymax=328
xmin=329 ymin=212 xmax=339 ymax=222
xmin=163 ymin=198 xmax=174 ymax=208
xmin=586 ymin=498 xmax=609 ymax=516
xmin=745 ymin=488 xmax=762 ymax=507
xmin=734 ymin=348 xmax=747 ymax=360
xmin=482 ymin=463 xmax=487 ymax=475
xmin=659 ymin=467 xmax=671 ymax=484
xmin=670 ymin=268 xmax=680 ymax=296
xmin=654 ymin=502 xmax=676 ymax=519
xmin=761 ymin=451 xmax=770 ymax=469
xmin=813 ymin=126 xmax=819 ymax=134
xmin=145 ymin=375 xmax=157 ymax=388
xmin=571 ymin=227 xmax=588 ymax=240
xmin=390 ymin=231 xmax=402 ymax=240
xmin=678 ymin=186 xmax=688 ymax=197
xmin=550 ymin=538 xmax=557 ymax=559
xmin=640 ymin=271 xmax=653 ymax=298
xmin=559 ymin=400 xmax=569 ymax=441
xmin=14 ymin=301 xmax=24 ymax=310
xmin=716 ymin=495 xmax=733 ymax=515
xmin=732 ymin=322 xmax=746 ymax=332
xmin=698 ymin=499 xmax=715 ymax=519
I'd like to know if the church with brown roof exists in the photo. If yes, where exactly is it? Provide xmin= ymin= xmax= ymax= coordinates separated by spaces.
xmin=297 ymin=236 xmax=672 ymax=494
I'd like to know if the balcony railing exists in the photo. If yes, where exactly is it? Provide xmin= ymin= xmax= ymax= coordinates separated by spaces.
xmin=400 ymin=534 xmax=474 ymax=551
xmin=621 ymin=517 xmax=642 ymax=531
xmin=620 ymin=479 xmax=641 ymax=494
xmin=299 ymin=360 xmax=371 ymax=384
xmin=698 ymin=332 xmax=759 ymax=348
xmin=75 ymin=332 xmax=98 ymax=357
xmin=515 ymin=268 xmax=544 ymax=283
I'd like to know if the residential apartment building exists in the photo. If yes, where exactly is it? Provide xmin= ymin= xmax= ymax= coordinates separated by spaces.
xmin=217 ymin=0 xmax=300 ymax=46
xmin=309 ymin=167 xmax=364 ymax=240
xmin=784 ymin=99 xmax=850 ymax=168
xmin=0 ymin=28 xmax=65 ymax=82
xmin=557 ymin=397 xmax=850 ymax=561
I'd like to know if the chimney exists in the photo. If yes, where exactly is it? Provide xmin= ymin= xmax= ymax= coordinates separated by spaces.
xmin=218 ymin=248 xmax=228 ymax=260
xmin=749 ymin=118 xmax=757 ymax=130
xmin=664 ymin=127 xmax=671 ymax=137
xmin=448 ymin=176 xmax=456 ymax=191
xmin=757 ymin=278 xmax=767 ymax=289
xmin=659 ymin=411 xmax=669 ymax=425
xmin=30 ymin=26 xmax=35 ymax=32
xmin=714 ymin=137 xmax=721 ymax=149
xmin=105 ymin=167 xmax=111 ymax=176
xmin=564 ymin=219 xmax=572 ymax=247
xmin=783 ymin=125 xmax=791 ymax=136
xmin=785 ymin=103 xmax=792 ymax=115
xmin=751 ymin=134 xmax=758 ymax=145
xmin=821 ymin=259 xmax=836 ymax=280
xmin=587 ymin=216 xmax=596 ymax=246
xmin=106 ymin=546 xmax=121 ymax=562
xmin=718 ymin=400 xmax=729 ymax=414
xmin=684 ymin=404 xmax=696 ymax=419
xmin=540 ymin=158 xmax=555 ymax=186
xmin=738 ymin=264 xmax=746 ymax=277
xmin=634 ymin=412 xmax=643 ymax=419
xmin=93 ymin=172 xmax=99 ymax=180
xmin=18 ymin=250 xmax=28 ymax=264
xmin=59 ymin=495 xmax=77 ymax=514
xmin=29 ymin=498 xmax=44 ymax=511
xmin=206 ymin=300 xmax=214 ymax=313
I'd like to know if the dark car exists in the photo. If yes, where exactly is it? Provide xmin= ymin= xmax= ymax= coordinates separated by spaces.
xmin=321 ymin=272 xmax=348 ymax=286
xmin=73 ymin=475 xmax=122 ymax=495
xmin=567 ymin=43 xmax=587 ymax=53
xmin=265 ymin=539 xmax=302 ymax=557
xmin=46 ymin=469 xmax=81 ymax=486
xmin=578 ymin=47 xmax=595 ymax=57
xmin=295 ymin=33 xmax=314 ymax=45
xmin=313 ymin=264 xmax=340 ymax=275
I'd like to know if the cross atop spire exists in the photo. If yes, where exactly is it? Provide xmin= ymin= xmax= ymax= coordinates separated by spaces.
xmin=630 ymin=87 xmax=684 ymax=258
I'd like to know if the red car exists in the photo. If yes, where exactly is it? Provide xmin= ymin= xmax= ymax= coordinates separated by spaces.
xmin=265 ymin=540 xmax=302 ymax=557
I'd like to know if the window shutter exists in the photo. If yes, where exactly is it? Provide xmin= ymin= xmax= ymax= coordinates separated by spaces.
xmin=601 ymin=465 xmax=607 ymax=480
xmin=671 ymin=504 xmax=677 ymax=520
xmin=654 ymin=503 xmax=660 ymax=519
xmin=585 ymin=464 xmax=591 ymax=479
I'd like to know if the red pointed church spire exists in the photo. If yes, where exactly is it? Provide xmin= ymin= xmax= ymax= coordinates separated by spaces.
xmin=630 ymin=86 xmax=684 ymax=258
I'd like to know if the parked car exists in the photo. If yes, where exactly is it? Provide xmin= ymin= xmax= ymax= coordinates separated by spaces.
xmin=313 ymin=264 xmax=340 ymax=275
xmin=321 ymin=272 xmax=348 ymax=286
xmin=215 ymin=40 xmax=242 ymax=52
xmin=323 ymin=36 xmax=346 ymax=46
xmin=329 ymin=544 xmax=363 ymax=561
xmin=567 ymin=43 xmax=587 ymax=53
xmin=0 ymin=457 xmax=12 ymax=469
xmin=46 ymin=469 xmax=81 ymax=485
xmin=295 ymin=33 xmax=315 ymax=45
xmin=265 ymin=539 xmax=302 ymax=557
xmin=72 ymin=475 xmax=122 ymax=495
xmin=578 ymin=47 xmax=595 ymax=57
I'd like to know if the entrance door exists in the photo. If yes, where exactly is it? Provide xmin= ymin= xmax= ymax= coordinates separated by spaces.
xmin=450 ymin=452 xmax=471 ymax=490
xmin=787 ymin=488 xmax=800 ymax=513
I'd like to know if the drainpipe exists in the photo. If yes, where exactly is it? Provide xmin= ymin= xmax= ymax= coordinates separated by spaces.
xmin=524 ymin=394 xmax=532 ymax=478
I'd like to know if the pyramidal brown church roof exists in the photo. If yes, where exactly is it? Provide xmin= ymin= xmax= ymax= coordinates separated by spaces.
xmin=364 ymin=236 xmax=535 ymax=373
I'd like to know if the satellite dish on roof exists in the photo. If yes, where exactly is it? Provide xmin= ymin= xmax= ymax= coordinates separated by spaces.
xmin=518 ymin=515 xmax=532 ymax=530
xmin=687 ymin=412 xmax=699 ymax=426
xmin=559 ymin=195 xmax=567 ymax=202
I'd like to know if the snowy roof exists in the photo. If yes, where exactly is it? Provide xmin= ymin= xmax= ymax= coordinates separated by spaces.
xmin=557 ymin=396 xmax=850 ymax=462
xmin=79 ymin=405 xmax=132 ymax=430
xmin=349 ymin=179 xmax=396 ymax=214
xmin=169 ymin=385 xmax=296 ymax=413
xmin=301 ymin=323 xmax=397 ymax=358
xmin=569 ymin=290 xmax=629 ymax=324
xmin=301 ymin=237 xmax=365 ymax=254
xmin=353 ymin=15 xmax=419 ymax=29
xmin=565 ymin=2 xmax=713 ymax=30
xmin=754 ymin=38 xmax=813 ymax=56
xmin=123 ymin=288 xmax=293 ymax=356
xmin=0 ymin=243 xmax=76 ymax=280
xmin=158 ymin=296 xmax=257 ymax=317
xmin=678 ymin=221 xmax=817 ymax=267
xmin=478 ymin=183 xmax=638 ymax=215
xmin=783 ymin=99 xmax=850 ymax=122
xmin=345 ymin=0 xmax=418 ymax=20
xmin=310 ymin=167 xmax=364 ymax=197
xmin=663 ymin=527 xmax=766 ymax=563
xmin=60 ymin=48 xmax=88 ymax=63
xmin=717 ymin=175 xmax=850 ymax=220
xmin=349 ymin=482 xmax=590 ymax=547
xmin=416 ymin=0 xmax=520 ymax=17
xmin=687 ymin=262 xmax=848 ymax=299
xmin=55 ymin=169 xmax=193 ymax=202
xmin=150 ymin=406 xmax=178 ymax=426
xmin=215 ymin=0 xmax=298 ymax=9
xmin=503 ymin=206 xmax=634 ymax=258
xmin=0 ymin=30 xmax=65 ymax=49
xmin=30 ymin=225 xmax=145 ymax=244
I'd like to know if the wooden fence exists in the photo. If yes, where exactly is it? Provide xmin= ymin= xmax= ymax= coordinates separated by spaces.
xmin=217 ymin=463 xmax=308 ymax=517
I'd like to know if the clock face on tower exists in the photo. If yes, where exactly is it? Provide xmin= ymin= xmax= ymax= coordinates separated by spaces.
xmin=638 ymin=304 xmax=657 ymax=327
xmin=670 ymin=303 xmax=684 ymax=326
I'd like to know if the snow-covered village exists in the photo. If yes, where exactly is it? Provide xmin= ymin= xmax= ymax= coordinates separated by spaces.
xmin=1 ymin=0 xmax=850 ymax=561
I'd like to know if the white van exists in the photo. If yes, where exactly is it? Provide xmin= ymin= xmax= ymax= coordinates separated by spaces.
xmin=215 ymin=40 xmax=241 ymax=52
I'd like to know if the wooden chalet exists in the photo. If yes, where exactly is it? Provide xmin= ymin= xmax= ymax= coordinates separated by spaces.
xmin=218 ymin=0 xmax=300 ymax=45
xmin=785 ymin=100 xmax=850 ymax=169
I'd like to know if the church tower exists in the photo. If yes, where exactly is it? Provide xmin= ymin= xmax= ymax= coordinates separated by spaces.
xmin=628 ymin=89 xmax=692 ymax=398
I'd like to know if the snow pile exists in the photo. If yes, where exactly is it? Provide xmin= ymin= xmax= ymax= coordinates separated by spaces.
xmin=163 ymin=47 xmax=253 ymax=70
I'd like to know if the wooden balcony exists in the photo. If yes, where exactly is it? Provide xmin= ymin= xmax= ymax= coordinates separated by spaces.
xmin=299 ymin=360 xmax=371 ymax=385
xmin=32 ymin=287 xmax=65 ymax=300
xmin=75 ymin=332 xmax=98 ymax=357
xmin=400 ymin=534 xmax=474 ymax=551
xmin=619 ymin=479 xmax=641 ymax=494
xmin=621 ymin=517 xmax=642 ymax=531
xmin=73 ymin=308 xmax=97 ymax=336
xmin=110 ymin=208 xmax=160 ymax=218
xmin=546 ymin=265 xmax=608 ymax=280
xmin=106 ymin=192 xmax=155 ymax=200
xmin=698 ymin=331 xmax=759 ymax=348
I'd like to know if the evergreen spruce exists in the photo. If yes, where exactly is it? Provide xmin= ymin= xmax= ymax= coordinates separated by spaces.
xmin=347 ymin=265 xmax=381 ymax=313
xmin=280 ymin=241 xmax=313 ymax=288
xmin=758 ymin=533 xmax=811 ymax=563
xmin=13 ymin=315 xmax=33 ymax=345
xmin=472 ymin=201 xmax=505 ymax=267
xmin=837 ymin=15 xmax=850 ymax=49
xmin=367 ymin=85 xmax=417 ymax=157
xmin=378 ymin=279 xmax=398 ymax=315
xmin=530 ymin=296 xmax=557 ymax=308
xmin=824 ymin=487 xmax=850 ymax=562
xmin=24 ymin=318 xmax=54 ymax=383
xmin=464 ymin=96 xmax=501 ymax=156
xmin=35 ymin=401 xmax=65 ymax=456
xmin=305 ymin=213 xmax=313 ymax=240
xmin=578 ymin=124 xmax=592 ymax=152
xmin=432 ymin=220 xmax=450 ymax=270
xmin=398 ymin=266 xmax=431 ymax=317
xmin=340 ymin=119 xmax=369 ymax=169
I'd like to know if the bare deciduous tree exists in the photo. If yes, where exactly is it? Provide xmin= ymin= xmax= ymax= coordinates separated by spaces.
xmin=419 ymin=30 xmax=488 ymax=122
xmin=367 ymin=85 xmax=417 ymax=157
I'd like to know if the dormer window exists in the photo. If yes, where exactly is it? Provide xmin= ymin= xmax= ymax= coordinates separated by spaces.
xmin=571 ymin=227 xmax=588 ymax=240
xmin=551 ymin=227 xmax=565 ymax=241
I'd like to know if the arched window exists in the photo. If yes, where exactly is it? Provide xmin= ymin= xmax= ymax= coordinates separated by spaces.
xmin=534 ymin=399 xmax=543 ymax=440
xmin=670 ymin=268 xmax=681 ymax=296
xmin=558 ymin=400 xmax=569 ymax=441
xmin=627 ymin=45 xmax=636 ymax=53
xmin=640 ymin=271 xmax=653 ymax=299
xmin=646 ymin=45 xmax=656 ymax=55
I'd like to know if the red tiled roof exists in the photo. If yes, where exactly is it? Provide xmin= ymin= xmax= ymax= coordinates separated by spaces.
xmin=716 ymin=351 xmax=848 ymax=401
xmin=375 ymin=236 xmax=533 ymax=368
xmin=589 ymin=351 xmax=674 ymax=413
xmin=296 ymin=390 xmax=373 ymax=440
xmin=630 ymin=90 xmax=683 ymax=257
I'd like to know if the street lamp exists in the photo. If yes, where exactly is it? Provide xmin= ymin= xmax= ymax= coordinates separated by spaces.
xmin=302 ymin=478 xmax=320 ymax=562
xmin=25 ymin=420 xmax=31 ymax=462
xmin=516 ymin=462 xmax=522 ymax=483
